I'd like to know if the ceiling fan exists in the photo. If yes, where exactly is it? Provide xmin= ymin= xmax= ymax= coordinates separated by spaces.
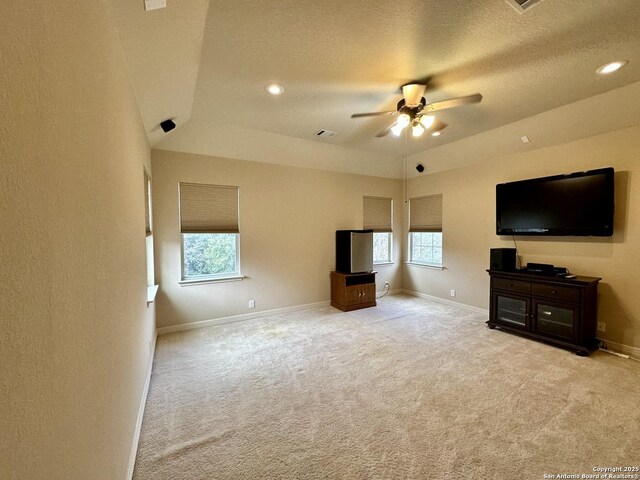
xmin=351 ymin=83 xmax=482 ymax=138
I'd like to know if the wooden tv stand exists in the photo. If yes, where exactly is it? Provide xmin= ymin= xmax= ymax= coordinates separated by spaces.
xmin=330 ymin=271 xmax=376 ymax=312
xmin=487 ymin=269 xmax=601 ymax=355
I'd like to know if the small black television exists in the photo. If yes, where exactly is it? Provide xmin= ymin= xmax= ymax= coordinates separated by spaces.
xmin=496 ymin=167 xmax=614 ymax=236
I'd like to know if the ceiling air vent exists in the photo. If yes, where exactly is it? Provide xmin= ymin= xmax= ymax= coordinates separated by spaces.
xmin=505 ymin=0 xmax=544 ymax=13
xmin=314 ymin=130 xmax=337 ymax=138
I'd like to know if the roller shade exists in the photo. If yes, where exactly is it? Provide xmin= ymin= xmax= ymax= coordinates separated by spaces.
xmin=179 ymin=182 xmax=239 ymax=234
xmin=409 ymin=194 xmax=442 ymax=232
xmin=363 ymin=196 xmax=392 ymax=232
xmin=144 ymin=170 xmax=151 ymax=237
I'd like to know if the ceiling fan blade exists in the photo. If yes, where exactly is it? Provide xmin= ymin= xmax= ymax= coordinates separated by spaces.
xmin=402 ymin=84 xmax=427 ymax=107
xmin=431 ymin=118 xmax=448 ymax=132
xmin=351 ymin=111 xmax=397 ymax=118
xmin=375 ymin=122 xmax=395 ymax=137
xmin=423 ymin=93 xmax=482 ymax=112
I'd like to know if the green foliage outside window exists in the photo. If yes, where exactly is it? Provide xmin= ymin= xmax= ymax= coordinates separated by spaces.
xmin=183 ymin=233 xmax=238 ymax=278
xmin=373 ymin=232 xmax=391 ymax=263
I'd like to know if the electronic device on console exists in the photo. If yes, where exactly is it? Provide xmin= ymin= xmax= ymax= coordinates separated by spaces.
xmin=521 ymin=263 xmax=570 ymax=277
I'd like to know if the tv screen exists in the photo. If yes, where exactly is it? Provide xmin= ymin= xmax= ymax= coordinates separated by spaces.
xmin=496 ymin=167 xmax=614 ymax=236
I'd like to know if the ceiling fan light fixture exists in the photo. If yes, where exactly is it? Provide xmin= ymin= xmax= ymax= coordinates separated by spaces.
xmin=396 ymin=114 xmax=411 ymax=128
xmin=596 ymin=60 xmax=628 ymax=75
xmin=419 ymin=115 xmax=435 ymax=129
xmin=390 ymin=124 xmax=404 ymax=136
xmin=350 ymin=83 xmax=480 ymax=139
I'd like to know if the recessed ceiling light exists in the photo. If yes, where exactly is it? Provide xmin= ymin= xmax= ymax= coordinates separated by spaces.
xmin=596 ymin=60 xmax=628 ymax=75
xmin=265 ymin=83 xmax=284 ymax=95
xmin=432 ymin=131 xmax=441 ymax=137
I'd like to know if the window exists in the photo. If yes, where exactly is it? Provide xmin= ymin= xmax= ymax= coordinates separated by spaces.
xmin=144 ymin=169 xmax=156 ymax=294
xmin=373 ymin=232 xmax=391 ymax=264
xmin=182 ymin=233 xmax=238 ymax=278
xmin=409 ymin=232 xmax=442 ymax=265
xmin=409 ymin=194 xmax=443 ymax=267
xmin=179 ymin=182 xmax=240 ymax=281
xmin=144 ymin=170 xmax=152 ymax=238
xmin=363 ymin=196 xmax=393 ymax=264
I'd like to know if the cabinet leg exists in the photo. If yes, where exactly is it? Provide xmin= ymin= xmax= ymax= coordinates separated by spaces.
xmin=576 ymin=350 xmax=588 ymax=357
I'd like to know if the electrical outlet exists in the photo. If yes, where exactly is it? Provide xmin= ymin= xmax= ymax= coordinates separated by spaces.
xmin=385 ymin=281 xmax=390 ymax=288
xmin=597 ymin=321 xmax=606 ymax=332
xmin=144 ymin=0 xmax=167 ymax=11
xmin=249 ymin=300 xmax=255 ymax=309
xmin=450 ymin=289 xmax=456 ymax=297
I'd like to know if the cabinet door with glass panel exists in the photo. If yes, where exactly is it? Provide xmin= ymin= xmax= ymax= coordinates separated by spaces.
xmin=532 ymin=300 xmax=578 ymax=342
xmin=491 ymin=292 xmax=531 ymax=331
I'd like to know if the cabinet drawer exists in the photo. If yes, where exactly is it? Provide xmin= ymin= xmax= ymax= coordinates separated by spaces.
xmin=531 ymin=284 xmax=580 ymax=303
xmin=492 ymin=277 xmax=531 ymax=295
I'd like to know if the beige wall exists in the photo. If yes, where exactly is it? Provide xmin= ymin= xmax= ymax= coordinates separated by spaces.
xmin=152 ymin=150 xmax=403 ymax=329
xmin=153 ymin=124 xmax=640 ymax=352
xmin=0 ymin=2 xmax=154 ymax=479
xmin=404 ymin=125 xmax=640 ymax=350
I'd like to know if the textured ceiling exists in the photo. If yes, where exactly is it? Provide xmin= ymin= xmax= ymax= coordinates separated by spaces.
xmin=107 ymin=0 xmax=209 ymax=145
xmin=111 ymin=0 xmax=640 ymax=176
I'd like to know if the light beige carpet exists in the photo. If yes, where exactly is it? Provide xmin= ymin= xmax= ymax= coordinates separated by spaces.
xmin=133 ymin=295 xmax=640 ymax=479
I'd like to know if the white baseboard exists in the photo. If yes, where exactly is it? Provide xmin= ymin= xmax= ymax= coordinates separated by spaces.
xmin=156 ymin=300 xmax=331 ymax=336
xmin=401 ymin=289 xmax=489 ymax=315
xmin=126 ymin=332 xmax=157 ymax=480
xmin=157 ymin=291 xmax=409 ymax=336
xmin=598 ymin=338 xmax=640 ymax=359
xmin=377 ymin=288 xmax=403 ymax=296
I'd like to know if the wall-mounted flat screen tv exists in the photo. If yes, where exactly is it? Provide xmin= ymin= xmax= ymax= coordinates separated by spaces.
xmin=496 ymin=167 xmax=614 ymax=236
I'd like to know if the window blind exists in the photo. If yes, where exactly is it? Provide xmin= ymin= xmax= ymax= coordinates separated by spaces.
xmin=363 ymin=196 xmax=392 ymax=232
xmin=409 ymin=194 xmax=442 ymax=232
xmin=179 ymin=182 xmax=239 ymax=234
xmin=144 ymin=170 xmax=152 ymax=237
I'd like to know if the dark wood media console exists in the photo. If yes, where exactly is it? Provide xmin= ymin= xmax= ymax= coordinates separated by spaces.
xmin=330 ymin=271 xmax=376 ymax=312
xmin=487 ymin=269 xmax=601 ymax=355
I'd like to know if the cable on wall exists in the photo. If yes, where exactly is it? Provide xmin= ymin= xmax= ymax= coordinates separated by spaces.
xmin=377 ymin=282 xmax=390 ymax=299
xmin=403 ymin=129 xmax=409 ymax=204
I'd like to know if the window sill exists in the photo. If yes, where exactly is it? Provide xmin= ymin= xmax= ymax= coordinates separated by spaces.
xmin=147 ymin=285 xmax=159 ymax=304
xmin=373 ymin=262 xmax=394 ymax=267
xmin=179 ymin=275 xmax=245 ymax=286
xmin=406 ymin=262 xmax=445 ymax=270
